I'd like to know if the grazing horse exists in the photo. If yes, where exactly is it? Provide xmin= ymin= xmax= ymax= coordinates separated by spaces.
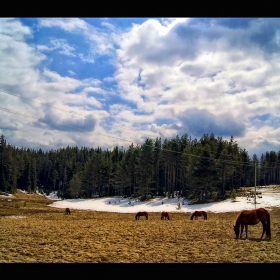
xmin=190 ymin=211 xmax=207 ymax=220
xmin=233 ymin=208 xmax=271 ymax=239
xmin=161 ymin=211 xmax=170 ymax=220
xmin=65 ymin=208 xmax=71 ymax=215
xmin=135 ymin=211 xmax=148 ymax=220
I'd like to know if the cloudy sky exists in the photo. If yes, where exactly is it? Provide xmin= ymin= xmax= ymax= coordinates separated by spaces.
xmin=0 ymin=18 xmax=280 ymax=158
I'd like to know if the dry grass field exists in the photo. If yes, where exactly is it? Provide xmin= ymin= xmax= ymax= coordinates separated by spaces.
xmin=1 ymin=191 xmax=280 ymax=263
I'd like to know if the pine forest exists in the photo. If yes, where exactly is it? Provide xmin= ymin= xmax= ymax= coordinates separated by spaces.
xmin=1 ymin=133 xmax=279 ymax=201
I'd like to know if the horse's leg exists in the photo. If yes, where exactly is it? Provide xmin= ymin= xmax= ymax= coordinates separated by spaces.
xmin=260 ymin=221 xmax=265 ymax=239
xmin=240 ymin=224 xmax=244 ymax=238
xmin=245 ymin=225 xmax=248 ymax=239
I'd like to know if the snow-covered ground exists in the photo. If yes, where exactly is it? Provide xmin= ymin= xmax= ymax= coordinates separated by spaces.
xmin=46 ymin=185 xmax=280 ymax=213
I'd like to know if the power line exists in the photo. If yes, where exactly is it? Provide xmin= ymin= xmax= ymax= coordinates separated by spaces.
xmin=0 ymin=106 xmax=141 ymax=144
xmin=0 ymin=89 xmax=159 ymax=139
xmin=0 ymin=105 xmax=262 ymax=168
xmin=0 ymin=88 xmax=253 ymax=161
xmin=0 ymin=89 xmax=278 ymax=167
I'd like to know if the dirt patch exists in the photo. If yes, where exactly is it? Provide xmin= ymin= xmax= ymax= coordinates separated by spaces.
xmin=0 ymin=191 xmax=280 ymax=263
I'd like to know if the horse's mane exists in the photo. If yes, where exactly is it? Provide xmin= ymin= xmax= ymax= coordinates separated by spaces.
xmin=234 ymin=212 xmax=242 ymax=226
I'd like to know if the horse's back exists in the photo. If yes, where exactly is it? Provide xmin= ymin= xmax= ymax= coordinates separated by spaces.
xmin=238 ymin=208 xmax=269 ymax=225
xmin=197 ymin=211 xmax=207 ymax=216
xmin=137 ymin=211 xmax=147 ymax=215
xmin=256 ymin=208 xmax=269 ymax=215
xmin=136 ymin=211 xmax=148 ymax=218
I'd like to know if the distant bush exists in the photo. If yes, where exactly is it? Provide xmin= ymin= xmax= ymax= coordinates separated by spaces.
xmin=27 ymin=186 xmax=32 ymax=194
xmin=11 ymin=188 xmax=17 ymax=195
xmin=230 ymin=190 xmax=237 ymax=201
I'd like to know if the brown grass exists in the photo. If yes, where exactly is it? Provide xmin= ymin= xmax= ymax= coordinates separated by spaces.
xmin=1 ymin=191 xmax=280 ymax=263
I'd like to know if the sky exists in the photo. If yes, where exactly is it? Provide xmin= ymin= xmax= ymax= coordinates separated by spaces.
xmin=1 ymin=18 xmax=280 ymax=158
xmin=44 ymin=186 xmax=280 ymax=214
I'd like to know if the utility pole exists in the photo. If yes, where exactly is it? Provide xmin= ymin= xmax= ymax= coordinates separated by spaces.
xmin=254 ymin=161 xmax=256 ymax=209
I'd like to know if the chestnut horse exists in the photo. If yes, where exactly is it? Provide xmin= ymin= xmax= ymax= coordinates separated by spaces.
xmin=190 ymin=211 xmax=207 ymax=220
xmin=161 ymin=211 xmax=170 ymax=220
xmin=233 ymin=208 xmax=271 ymax=239
xmin=65 ymin=208 xmax=71 ymax=215
xmin=135 ymin=211 xmax=148 ymax=220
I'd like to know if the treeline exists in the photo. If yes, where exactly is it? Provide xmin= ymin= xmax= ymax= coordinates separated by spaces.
xmin=0 ymin=134 xmax=280 ymax=200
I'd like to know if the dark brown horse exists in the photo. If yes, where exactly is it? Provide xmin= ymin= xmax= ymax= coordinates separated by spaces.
xmin=233 ymin=208 xmax=271 ymax=239
xmin=135 ymin=211 xmax=148 ymax=220
xmin=161 ymin=211 xmax=170 ymax=220
xmin=65 ymin=208 xmax=71 ymax=215
xmin=190 ymin=211 xmax=207 ymax=220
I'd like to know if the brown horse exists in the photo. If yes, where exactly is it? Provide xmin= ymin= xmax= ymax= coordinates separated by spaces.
xmin=161 ymin=211 xmax=170 ymax=220
xmin=65 ymin=208 xmax=71 ymax=215
xmin=190 ymin=211 xmax=207 ymax=220
xmin=233 ymin=208 xmax=271 ymax=239
xmin=135 ymin=211 xmax=148 ymax=220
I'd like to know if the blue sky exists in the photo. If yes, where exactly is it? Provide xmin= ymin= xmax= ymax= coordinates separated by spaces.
xmin=0 ymin=18 xmax=280 ymax=158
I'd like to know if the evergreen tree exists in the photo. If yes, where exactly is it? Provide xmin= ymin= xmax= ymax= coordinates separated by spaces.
xmin=136 ymin=138 xmax=154 ymax=200
xmin=69 ymin=173 xmax=82 ymax=198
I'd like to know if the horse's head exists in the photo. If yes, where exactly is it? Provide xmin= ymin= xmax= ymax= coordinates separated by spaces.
xmin=233 ymin=224 xmax=239 ymax=238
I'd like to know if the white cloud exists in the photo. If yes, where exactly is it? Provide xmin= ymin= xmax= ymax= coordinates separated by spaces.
xmin=68 ymin=70 xmax=76 ymax=76
xmin=112 ymin=18 xmax=280 ymax=143
xmin=0 ymin=18 xmax=118 ymax=151
xmin=39 ymin=18 xmax=88 ymax=32
xmin=39 ymin=18 xmax=115 ymax=57
xmin=78 ymin=53 xmax=95 ymax=63
xmin=0 ymin=18 xmax=32 ymax=40
xmin=101 ymin=21 xmax=115 ymax=30
xmin=2 ymin=18 xmax=280 ymax=157
xmin=38 ymin=39 xmax=76 ymax=57
xmin=84 ymin=87 xmax=106 ymax=95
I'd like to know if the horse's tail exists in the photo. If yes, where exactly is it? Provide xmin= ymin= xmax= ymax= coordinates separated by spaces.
xmin=190 ymin=212 xmax=195 ymax=220
xmin=266 ymin=211 xmax=271 ymax=238
xmin=146 ymin=213 xmax=148 ymax=220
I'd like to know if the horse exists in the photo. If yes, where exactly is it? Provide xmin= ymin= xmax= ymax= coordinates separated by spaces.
xmin=161 ymin=211 xmax=170 ymax=220
xmin=135 ymin=211 xmax=148 ymax=220
xmin=65 ymin=208 xmax=71 ymax=215
xmin=233 ymin=208 xmax=271 ymax=239
xmin=190 ymin=211 xmax=207 ymax=220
